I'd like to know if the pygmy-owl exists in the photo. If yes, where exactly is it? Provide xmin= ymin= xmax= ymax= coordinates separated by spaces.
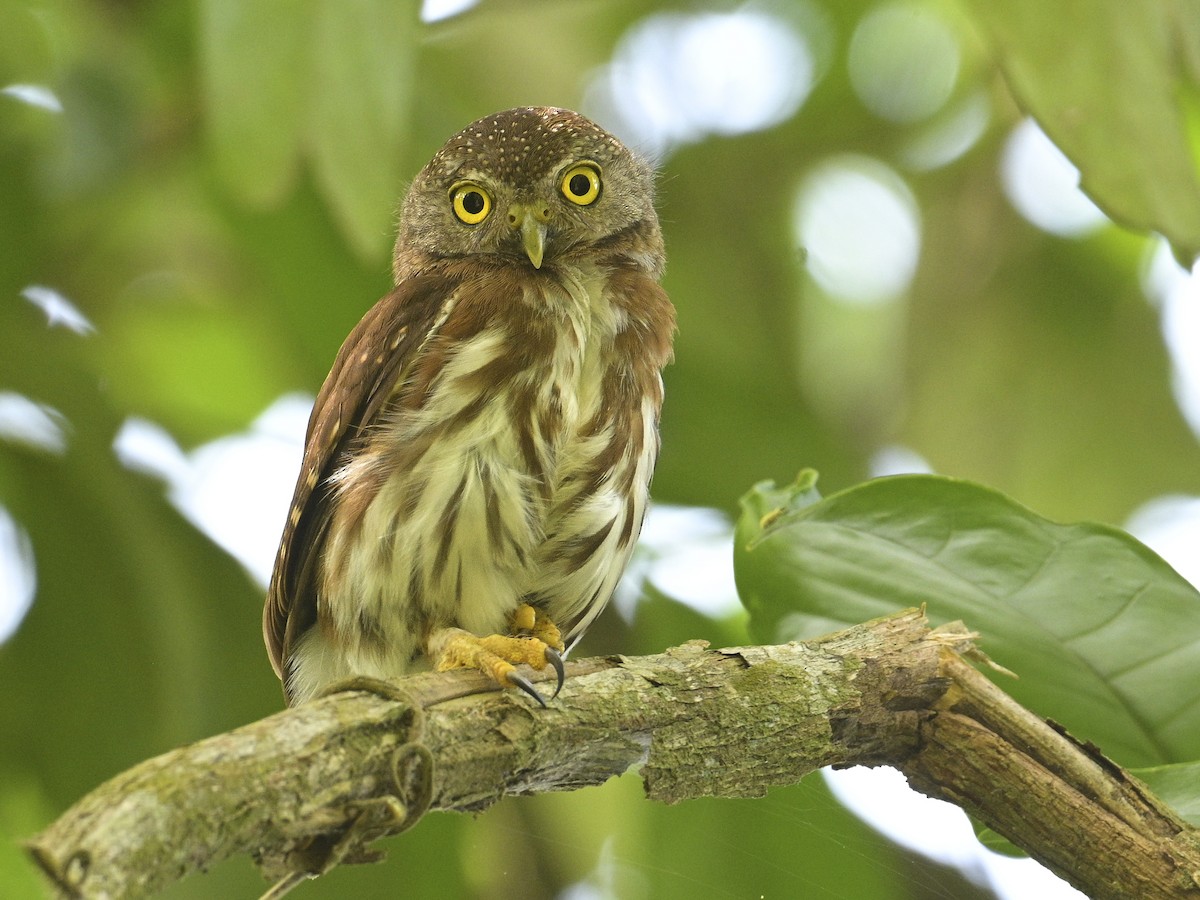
xmin=264 ymin=107 xmax=675 ymax=705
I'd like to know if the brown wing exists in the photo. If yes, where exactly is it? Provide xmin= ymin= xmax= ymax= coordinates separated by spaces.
xmin=263 ymin=269 xmax=464 ymax=681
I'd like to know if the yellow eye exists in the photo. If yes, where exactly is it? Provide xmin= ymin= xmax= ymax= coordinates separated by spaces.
xmin=560 ymin=163 xmax=601 ymax=206
xmin=451 ymin=182 xmax=492 ymax=225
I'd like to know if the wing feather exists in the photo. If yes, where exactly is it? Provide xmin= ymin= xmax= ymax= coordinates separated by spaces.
xmin=263 ymin=270 xmax=464 ymax=679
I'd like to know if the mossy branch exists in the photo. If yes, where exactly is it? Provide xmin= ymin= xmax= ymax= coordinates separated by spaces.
xmin=27 ymin=610 xmax=1200 ymax=899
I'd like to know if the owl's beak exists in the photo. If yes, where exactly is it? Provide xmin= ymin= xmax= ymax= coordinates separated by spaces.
xmin=508 ymin=204 xmax=550 ymax=269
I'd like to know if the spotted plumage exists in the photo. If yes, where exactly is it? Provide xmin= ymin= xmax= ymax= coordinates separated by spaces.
xmin=265 ymin=107 xmax=674 ymax=705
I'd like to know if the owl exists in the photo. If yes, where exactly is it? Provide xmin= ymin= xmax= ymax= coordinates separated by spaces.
xmin=264 ymin=107 xmax=675 ymax=706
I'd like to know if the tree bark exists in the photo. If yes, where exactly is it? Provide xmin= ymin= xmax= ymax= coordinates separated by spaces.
xmin=27 ymin=610 xmax=1200 ymax=899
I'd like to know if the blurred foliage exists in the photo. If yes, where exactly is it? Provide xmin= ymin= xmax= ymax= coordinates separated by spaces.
xmin=960 ymin=0 xmax=1200 ymax=264
xmin=1 ymin=0 xmax=1198 ymax=898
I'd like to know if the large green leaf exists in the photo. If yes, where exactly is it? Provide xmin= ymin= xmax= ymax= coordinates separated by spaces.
xmin=735 ymin=472 xmax=1200 ymax=767
xmin=199 ymin=0 xmax=308 ymax=206
xmin=307 ymin=0 xmax=416 ymax=260
xmin=958 ymin=0 xmax=1200 ymax=264
xmin=199 ymin=0 xmax=417 ymax=259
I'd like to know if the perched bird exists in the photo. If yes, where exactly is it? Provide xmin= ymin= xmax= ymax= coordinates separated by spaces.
xmin=264 ymin=107 xmax=675 ymax=706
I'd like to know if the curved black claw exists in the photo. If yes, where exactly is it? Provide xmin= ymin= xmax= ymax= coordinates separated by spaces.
xmin=508 ymin=672 xmax=548 ymax=708
xmin=545 ymin=648 xmax=565 ymax=699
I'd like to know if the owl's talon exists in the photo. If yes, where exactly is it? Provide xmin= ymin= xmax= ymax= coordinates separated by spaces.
xmin=431 ymin=628 xmax=562 ymax=704
xmin=544 ymin=648 xmax=565 ymax=698
xmin=507 ymin=672 xmax=548 ymax=708
xmin=527 ymin=605 xmax=565 ymax=652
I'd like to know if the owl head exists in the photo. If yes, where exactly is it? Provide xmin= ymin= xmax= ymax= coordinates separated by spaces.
xmin=394 ymin=107 xmax=661 ymax=276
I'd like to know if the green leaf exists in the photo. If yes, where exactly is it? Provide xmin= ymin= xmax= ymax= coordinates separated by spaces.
xmin=1132 ymin=761 xmax=1200 ymax=826
xmin=972 ymin=822 xmax=1024 ymax=859
xmin=199 ymin=0 xmax=417 ymax=257
xmin=959 ymin=0 xmax=1200 ymax=265
xmin=736 ymin=468 xmax=823 ymax=530
xmin=199 ymin=0 xmax=308 ymax=206
xmin=734 ymin=473 xmax=1200 ymax=767
xmin=307 ymin=0 xmax=417 ymax=260
xmin=734 ymin=470 xmax=840 ymax=634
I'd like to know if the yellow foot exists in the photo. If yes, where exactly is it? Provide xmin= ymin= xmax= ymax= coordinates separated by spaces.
xmin=430 ymin=624 xmax=565 ymax=707
xmin=511 ymin=603 xmax=565 ymax=652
